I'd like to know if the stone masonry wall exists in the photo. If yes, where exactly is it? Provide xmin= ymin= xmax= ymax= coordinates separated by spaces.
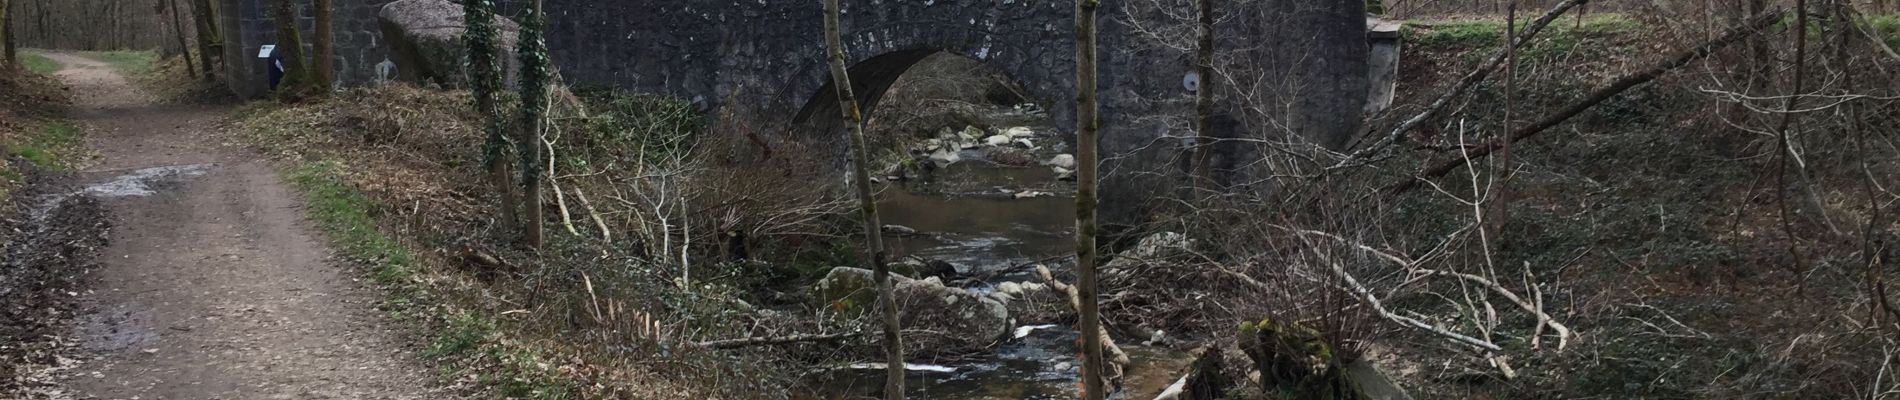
xmin=222 ymin=0 xmax=395 ymax=98
xmin=218 ymin=0 xmax=1369 ymax=221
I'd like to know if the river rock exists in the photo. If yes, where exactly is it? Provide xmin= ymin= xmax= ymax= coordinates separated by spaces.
xmin=378 ymin=0 xmax=522 ymax=89
xmin=984 ymin=135 xmax=1012 ymax=147
xmin=1003 ymin=126 xmax=1036 ymax=138
xmin=959 ymin=126 xmax=985 ymax=142
xmin=1045 ymin=154 xmax=1076 ymax=169
xmin=1052 ymin=166 xmax=1075 ymax=181
xmin=881 ymin=224 xmax=920 ymax=236
xmin=929 ymin=148 xmax=962 ymax=168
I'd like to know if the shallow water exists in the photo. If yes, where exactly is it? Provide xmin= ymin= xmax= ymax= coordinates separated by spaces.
xmin=806 ymin=162 xmax=1189 ymax=399
xmin=803 ymin=326 xmax=1188 ymax=399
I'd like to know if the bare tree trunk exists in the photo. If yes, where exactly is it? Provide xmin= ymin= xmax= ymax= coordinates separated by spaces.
xmin=823 ymin=1 xmax=904 ymax=398
xmin=1074 ymin=0 xmax=1107 ymax=398
xmin=1189 ymin=0 xmax=1215 ymax=190
xmin=312 ymin=0 xmax=332 ymax=92
xmin=1746 ymin=0 xmax=1771 ymax=92
xmin=1772 ymin=0 xmax=1810 ymax=270
xmin=518 ymin=0 xmax=548 ymax=249
xmin=1489 ymin=1 xmax=1516 ymax=242
xmin=192 ymin=0 xmax=218 ymax=80
xmin=2 ymin=0 xmax=14 ymax=69
xmin=167 ymin=0 xmax=198 ymax=78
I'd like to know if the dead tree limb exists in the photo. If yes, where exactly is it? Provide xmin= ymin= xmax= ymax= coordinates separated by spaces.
xmin=1387 ymin=7 xmax=1788 ymax=195
xmin=1327 ymin=259 xmax=1503 ymax=352
xmin=1333 ymin=0 xmax=1591 ymax=170
xmin=1416 ymin=267 xmax=1571 ymax=350
xmin=1037 ymin=265 xmax=1132 ymax=367
xmin=695 ymin=332 xmax=861 ymax=349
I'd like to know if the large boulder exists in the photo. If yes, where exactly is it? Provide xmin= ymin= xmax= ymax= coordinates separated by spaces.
xmin=813 ymin=267 xmax=1010 ymax=356
xmin=377 ymin=0 xmax=522 ymax=89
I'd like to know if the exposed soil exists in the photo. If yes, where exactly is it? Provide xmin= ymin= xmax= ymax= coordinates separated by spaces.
xmin=19 ymin=53 xmax=449 ymax=399
xmin=0 ymin=164 xmax=110 ymax=399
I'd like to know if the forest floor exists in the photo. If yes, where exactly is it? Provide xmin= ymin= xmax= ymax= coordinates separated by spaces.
xmin=9 ymin=52 xmax=451 ymax=399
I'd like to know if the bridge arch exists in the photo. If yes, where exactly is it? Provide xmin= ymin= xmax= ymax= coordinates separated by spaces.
xmin=787 ymin=44 xmax=1073 ymax=170
xmin=224 ymin=0 xmax=1371 ymax=220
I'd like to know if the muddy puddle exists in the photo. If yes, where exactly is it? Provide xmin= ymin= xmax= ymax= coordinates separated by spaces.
xmin=80 ymin=164 xmax=212 ymax=198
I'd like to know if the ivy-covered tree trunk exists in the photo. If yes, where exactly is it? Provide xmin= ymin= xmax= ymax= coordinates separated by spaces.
xmin=823 ymin=0 xmax=904 ymax=398
xmin=518 ymin=0 xmax=549 ymax=249
xmin=466 ymin=0 xmax=516 ymax=236
xmin=1074 ymin=0 xmax=1107 ymax=399
xmin=312 ymin=0 xmax=332 ymax=92
xmin=272 ymin=0 xmax=312 ymax=97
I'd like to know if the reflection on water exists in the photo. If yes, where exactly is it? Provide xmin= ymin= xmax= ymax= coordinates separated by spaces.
xmin=878 ymin=187 xmax=1074 ymax=278
xmin=801 ymin=326 xmax=1189 ymax=399
xmin=878 ymin=162 xmax=1075 ymax=280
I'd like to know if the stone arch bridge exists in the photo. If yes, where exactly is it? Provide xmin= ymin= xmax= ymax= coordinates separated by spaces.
xmin=220 ymin=0 xmax=1371 ymax=219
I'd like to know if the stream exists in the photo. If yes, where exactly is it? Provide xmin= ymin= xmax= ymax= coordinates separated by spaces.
xmin=800 ymin=142 xmax=1189 ymax=398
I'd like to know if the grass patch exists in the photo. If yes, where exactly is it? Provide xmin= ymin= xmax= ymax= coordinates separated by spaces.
xmin=22 ymin=53 xmax=61 ymax=76
xmin=1406 ymin=13 xmax=1641 ymax=50
xmin=9 ymin=121 xmax=85 ymax=170
xmin=286 ymin=161 xmax=415 ymax=283
xmin=1871 ymin=14 xmax=1900 ymax=51
xmin=281 ymin=157 xmax=577 ymax=399
xmin=80 ymin=50 xmax=160 ymax=76
xmin=424 ymin=312 xmax=574 ymax=400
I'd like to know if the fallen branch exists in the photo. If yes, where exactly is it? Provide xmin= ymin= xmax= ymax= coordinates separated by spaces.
xmin=550 ymin=178 xmax=581 ymax=236
xmin=1416 ymin=267 xmax=1571 ymax=350
xmin=1387 ymin=7 xmax=1788 ymax=195
xmin=1038 ymin=265 xmax=1132 ymax=369
xmin=695 ymin=332 xmax=862 ymax=349
xmin=1327 ymin=259 xmax=1502 ymax=352
xmin=572 ymin=187 xmax=612 ymax=244
xmin=1333 ymin=0 xmax=1592 ymax=170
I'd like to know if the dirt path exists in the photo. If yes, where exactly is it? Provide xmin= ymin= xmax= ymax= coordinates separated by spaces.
xmin=42 ymin=53 xmax=447 ymax=399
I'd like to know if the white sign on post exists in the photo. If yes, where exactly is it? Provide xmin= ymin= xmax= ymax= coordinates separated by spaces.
xmin=257 ymin=45 xmax=277 ymax=59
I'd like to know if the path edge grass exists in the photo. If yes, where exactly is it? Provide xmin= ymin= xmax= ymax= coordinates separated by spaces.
xmin=283 ymin=160 xmax=576 ymax=399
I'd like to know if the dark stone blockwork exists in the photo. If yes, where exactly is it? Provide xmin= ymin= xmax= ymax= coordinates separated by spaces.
xmin=220 ymin=0 xmax=1369 ymax=220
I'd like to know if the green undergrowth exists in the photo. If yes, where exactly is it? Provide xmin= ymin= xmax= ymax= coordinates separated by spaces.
xmin=566 ymin=87 xmax=704 ymax=168
xmin=288 ymin=161 xmax=416 ymax=283
xmin=1380 ymin=10 xmax=1900 ymax=398
xmin=0 ymin=120 xmax=82 ymax=197
xmin=1871 ymin=14 xmax=1900 ymax=50
xmin=9 ymin=121 xmax=84 ymax=171
xmin=22 ymin=53 xmax=61 ymax=76
xmin=282 ymin=158 xmax=576 ymax=399
xmin=1407 ymin=14 xmax=1639 ymax=46
xmin=80 ymin=50 xmax=159 ymax=77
